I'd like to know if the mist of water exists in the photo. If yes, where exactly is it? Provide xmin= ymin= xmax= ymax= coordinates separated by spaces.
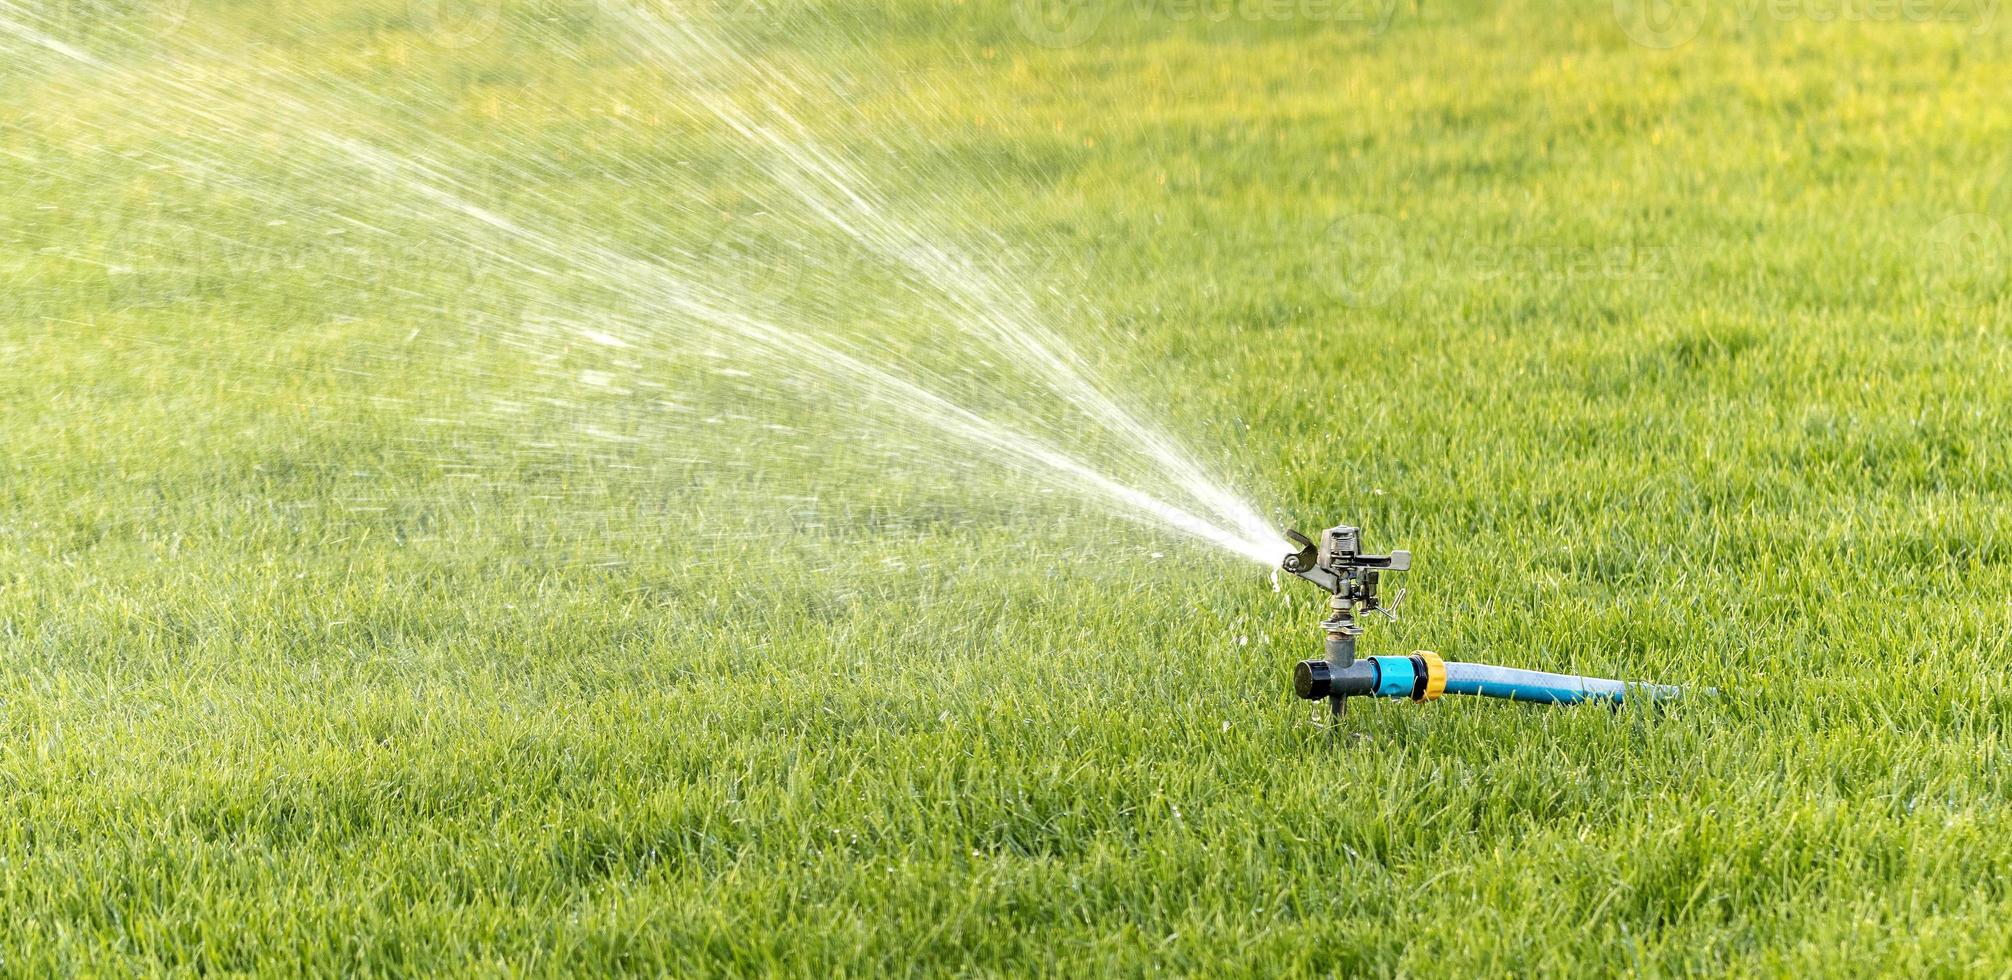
xmin=0 ymin=0 xmax=1286 ymax=568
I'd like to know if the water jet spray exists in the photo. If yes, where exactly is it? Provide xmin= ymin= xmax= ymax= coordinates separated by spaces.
xmin=1279 ymin=524 xmax=1689 ymax=715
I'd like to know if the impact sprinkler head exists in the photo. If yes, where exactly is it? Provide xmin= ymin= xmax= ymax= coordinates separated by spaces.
xmin=1279 ymin=524 xmax=1419 ymax=717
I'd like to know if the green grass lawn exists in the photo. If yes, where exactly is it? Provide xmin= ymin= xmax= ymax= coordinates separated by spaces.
xmin=3 ymin=0 xmax=2012 ymax=973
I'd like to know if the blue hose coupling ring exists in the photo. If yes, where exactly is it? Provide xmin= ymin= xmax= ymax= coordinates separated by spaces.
xmin=1372 ymin=655 xmax=1416 ymax=698
xmin=1368 ymin=653 xmax=1447 ymax=701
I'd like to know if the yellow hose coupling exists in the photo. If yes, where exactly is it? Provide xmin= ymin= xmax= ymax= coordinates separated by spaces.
xmin=1415 ymin=651 xmax=1446 ymax=701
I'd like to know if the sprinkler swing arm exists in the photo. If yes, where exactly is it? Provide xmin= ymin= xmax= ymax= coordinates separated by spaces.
xmin=1279 ymin=523 xmax=1688 ymax=714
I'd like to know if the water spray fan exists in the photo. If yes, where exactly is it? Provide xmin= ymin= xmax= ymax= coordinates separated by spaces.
xmin=1279 ymin=525 xmax=1689 ymax=714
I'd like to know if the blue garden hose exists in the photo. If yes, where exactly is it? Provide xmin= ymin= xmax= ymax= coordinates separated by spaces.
xmin=1440 ymin=660 xmax=1684 ymax=705
xmin=1294 ymin=652 xmax=1688 ymax=706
